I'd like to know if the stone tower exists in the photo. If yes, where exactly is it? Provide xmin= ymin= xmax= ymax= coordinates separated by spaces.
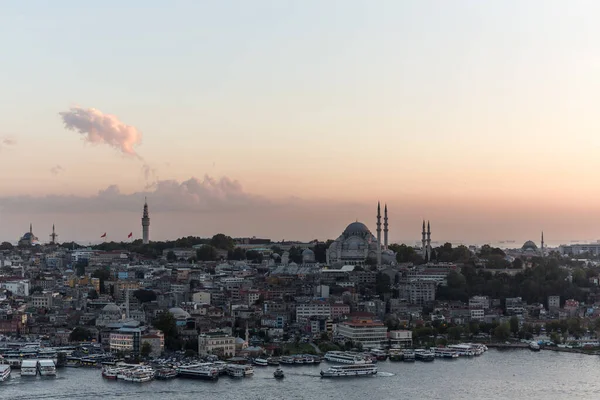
xmin=142 ymin=198 xmax=150 ymax=244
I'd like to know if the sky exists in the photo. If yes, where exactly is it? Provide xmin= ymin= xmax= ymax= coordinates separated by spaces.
xmin=1 ymin=0 xmax=600 ymax=245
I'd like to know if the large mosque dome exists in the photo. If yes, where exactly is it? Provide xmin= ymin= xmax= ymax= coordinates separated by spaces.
xmin=343 ymin=222 xmax=371 ymax=236
xmin=103 ymin=303 xmax=122 ymax=314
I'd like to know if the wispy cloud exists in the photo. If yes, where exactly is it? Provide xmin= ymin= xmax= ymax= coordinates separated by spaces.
xmin=0 ymin=136 xmax=17 ymax=151
xmin=50 ymin=165 xmax=64 ymax=175
xmin=0 ymin=175 xmax=268 ymax=214
xmin=59 ymin=106 xmax=142 ymax=157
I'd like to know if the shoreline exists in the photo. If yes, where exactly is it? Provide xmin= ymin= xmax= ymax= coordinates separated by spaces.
xmin=485 ymin=342 xmax=600 ymax=356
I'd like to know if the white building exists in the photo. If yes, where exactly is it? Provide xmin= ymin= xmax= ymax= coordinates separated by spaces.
xmin=469 ymin=296 xmax=490 ymax=310
xmin=389 ymin=330 xmax=412 ymax=348
xmin=336 ymin=318 xmax=387 ymax=348
xmin=548 ymin=295 xmax=560 ymax=309
xmin=470 ymin=309 xmax=484 ymax=321
xmin=192 ymin=291 xmax=211 ymax=304
xmin=0 ymin=280 xmax=30 ymax=296
xmin=296 ymin=301 xmax=331 ymax=322
xmin=198 ymin=332 xmax=236 ymax=357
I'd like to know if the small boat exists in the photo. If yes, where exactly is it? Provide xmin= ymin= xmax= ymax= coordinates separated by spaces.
xmin=280 ymin=357 xmax=295 ymax=365
xmin=155 ymin=368 xmax=178 ymax=380
xmin=414 ymin=349 xmax=435 ymax=362
xmin=267 ymin=357 xmax=280 ymax=366
xmin=293 ymin=357 xmax=305 ymax=365
xmin=0 ymin=365 xmax=11 ymax=382
xmin=402 ymin=350 xmax=415 ymax=362
xmin=253 ymin=358 xmax=268 ymax=367
xmin=273 ymin=367 xmax=285 ymax=379
xmin=529 ymin=342 xmax=541 ymax=351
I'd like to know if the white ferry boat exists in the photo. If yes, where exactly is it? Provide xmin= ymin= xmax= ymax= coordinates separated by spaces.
xmin=433 ymin=348 xmax=459 ymax=359
xmin=414 ymin=349 xmax=435 ymax=361
xmin=177 ymin=364 xmax=219 ymax=380
xmin=225 ymin=364 xmax=254 ymax=377
xmin=122 ymin=366 xmax=155 ymax=383
xmin=0 ymin=364 xmax=11 ymax=382
xmin=320 ymin=364 xmax=377 ymax=378
xmin=21 ymin=360 xmax=38 ymax=376
xmin=253 ymin=358 xmax=268 ymax=367
xmin=38 ymin=359 xmax=57 ymax=376
xmin=324 ymin=351 xmax=369 ymax=364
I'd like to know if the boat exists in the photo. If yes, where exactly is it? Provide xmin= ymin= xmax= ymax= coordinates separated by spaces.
xmin=155 ymin=368 xmax=178 ymax=380
xmin=280 ymin=356 xmax=295 ymax=365
xmin=226 ymin=364 xmax=253 ymax=377
xmin=253 ymin=358 xmax=268 ymax=367
xmin=414 ymin=349 xmax=435 ymax=362
xmin=122 ymin=366 xmax=155 ymax=383
xmin=267 ymin=357 xmax=280 ymax=366
xmin=320 ymin=364 xmax=378 ymax=378
xmin=433 ymin=347 xmax=459 ymax=359
xmin=102 ymin=367 xmax=120 ymax=380
xmin=20 ymin=359 xmax=38 ymax=376
xmin=402 ymin=350 xmax=415 ymax=362
xmin=293 ymin=357 xmax=305 ymax=365
xmin=37 ymin=359 xmax=57 ymax=376
xmin=324 ymin=351 xmax=369 ymax=364
xmin=0 ymin=365 xmax=11 ymax=382
xmin=370 ymin=349 xmax=388 ymax=361
xmin=177 ymin=364 xmax=219 ymax=381
xmin=273 ymin=367 xmax=285 ymax=379
xmin=529 ymin=342 xmax=541 ymax=351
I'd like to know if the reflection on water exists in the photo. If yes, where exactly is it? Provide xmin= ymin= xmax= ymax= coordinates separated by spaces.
xmin=2 ymin=350 xmax=600 ymax=400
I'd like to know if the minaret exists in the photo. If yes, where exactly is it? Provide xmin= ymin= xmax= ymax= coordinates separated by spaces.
xmin=421 ymin=220 xmax=427 ymax=259
xmin=376 ymin=202 xmax=382 ymax=266
xmin=384 ymin=204 xmax=389 ymax=250
xmin=49 ymin=224 xmax=58 ymax=245
xmin=245 ymin=321 xmax=249 ymax=344
xmin=142 ymin=197 xmax=150 ymax=244
xmin=541 ymin=231 xmax=544 ymax=257
xmin=426 ymin=221 xmax=432 ymax=262
xmin=30 ymin=223 xmax=32 ymax=234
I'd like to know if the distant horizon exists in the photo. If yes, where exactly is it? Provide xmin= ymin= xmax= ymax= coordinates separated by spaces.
xmin=3 ymin=2 xmax=600 ymax=246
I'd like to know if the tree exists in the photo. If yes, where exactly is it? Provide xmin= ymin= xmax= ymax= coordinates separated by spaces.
xmin=509 ymin=316 xmax=519 ymax=337
xmin=134 ymin=289 xmax=156 ymax=303
xmin=375 ymin=273 xmax=391 ymax=297
xmin=141 ymin=342 xmax=153 ymax=358
xmin=153 ymin=312 xmax=179 ymax=350
xmin=0 ymin=242 xmax=13 ymax=251
xmin=88 ymin=289 xmax=99 ymax=300
xmin=493 ymin=323 xmax=511 ymax=342
xmin=166 ymin=251 xmax=177 ymax=262
xmin=210 ymin=234 xmax=235 ymax=251
xmin=75 ymin=259 xmax=88 ymax=277
xmin=69 ymin=327 xmax=92 ymax=342
xmin=196 ymin=245 xmax=218 ymax=261
xmin=245 ymin=250 xmax=263 ymax=263
xmin=228 ymin=247 xmax=246 ymax=261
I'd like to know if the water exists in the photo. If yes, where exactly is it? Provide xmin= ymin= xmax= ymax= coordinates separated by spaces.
xmin=2 ymin=350 xmax=600 ymax=399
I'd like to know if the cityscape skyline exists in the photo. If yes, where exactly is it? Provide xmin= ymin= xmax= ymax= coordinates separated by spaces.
xmin=3 ymin=1 xmax=600 ymax=243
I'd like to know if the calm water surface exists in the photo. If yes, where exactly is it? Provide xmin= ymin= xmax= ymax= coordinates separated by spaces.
xmin=2 ymin=350 xmax=600 ymax=400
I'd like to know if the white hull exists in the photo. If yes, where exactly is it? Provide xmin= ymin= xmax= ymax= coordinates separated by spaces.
xmin=0 ymin=366 xmax=11 ymax=382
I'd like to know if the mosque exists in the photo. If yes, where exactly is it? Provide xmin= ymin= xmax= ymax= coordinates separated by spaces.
xmin=326 ymin=203 xmax=396 ymax=267
xmin=18 ymin=224 xmax=39 ymax=247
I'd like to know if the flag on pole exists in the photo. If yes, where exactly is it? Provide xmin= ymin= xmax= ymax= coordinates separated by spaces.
xmin=127 ymin=232 xmax=133 ymax=238
xmin=100 ymin=233 xmax=107 ymax=238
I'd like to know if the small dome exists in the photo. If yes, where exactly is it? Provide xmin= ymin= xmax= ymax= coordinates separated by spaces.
xmin=235 ymin=337 xmax=246 ymax=344
xmin=522 ymin=241 xmax=538 ymax=251
xmin=103 ymin=303 xmax=121 ymax=313
xmin=168 ymin=307 xmax=191 ymax=319
xmin=343 ymin=222 xmax=370 ymax=236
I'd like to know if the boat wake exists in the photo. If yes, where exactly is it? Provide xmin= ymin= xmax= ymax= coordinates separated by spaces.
xmin=377 ymin=372 xmax=395 ymax=377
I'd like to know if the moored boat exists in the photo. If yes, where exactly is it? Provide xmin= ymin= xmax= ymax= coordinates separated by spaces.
xmin=402 ymin=350 xmax=415 ymax=362
xmin=414 ymin=349 xmax=435 ymax=362
xmin=20 ymin=360 xmax=38 ymax=376
xmin=267 ymin=357 xmax=280 ymax=366
xmin=0 ymin=365 xmax=11 ymax=382
xmin=155 ymin=368 xmax=178 ymax=380
xmin=529 ymin=341 xmax=541 ymax=351
xmin=177 ymin=364 xmax=219 ymax=381
xmin=324 ymin=351 xmax=369 ymax=364
xmin=253 ymin=358 xmax=269 ymax=367
xmin=38 ymin=359 xmax=57 ymax=376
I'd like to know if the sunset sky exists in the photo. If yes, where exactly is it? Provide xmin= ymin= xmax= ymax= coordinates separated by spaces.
xmin=1 ymin=1 xmax=600 ymax=245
